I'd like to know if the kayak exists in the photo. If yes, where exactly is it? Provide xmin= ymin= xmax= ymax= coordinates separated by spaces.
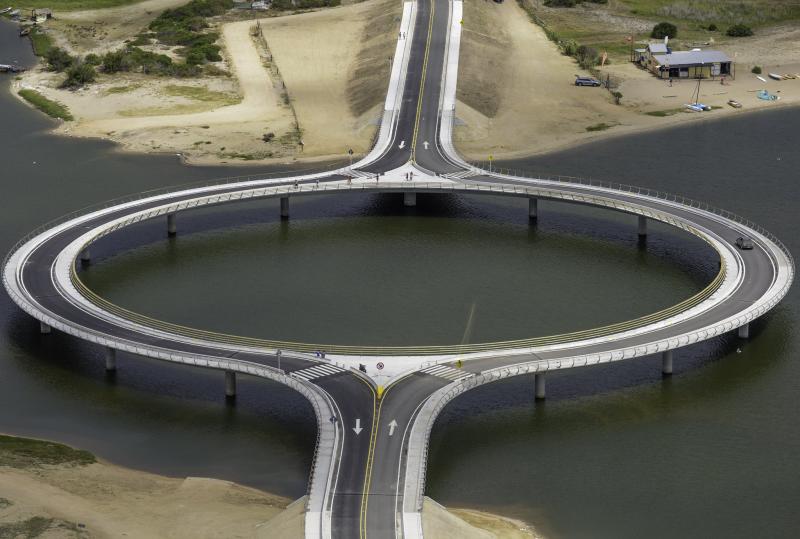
xmin=768 ymin=73 xmax=784 ymax=80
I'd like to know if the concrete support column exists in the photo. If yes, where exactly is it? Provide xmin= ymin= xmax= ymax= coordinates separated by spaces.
xmin=534 ymin=373 xmax=546 ymax=400
xmin=738 ymin=323 xmax=750 ymax=339
xmin=80 ymin=248 xmax=91 ymax=264
xmin=404 ymin=192 xmax=416 ymax=207
xmin=662 ymin=350 xmax=673 ymax=375
xmin=225 ymin=371 xmax=237 ymax=398
xmin=39 ymin=321 xmax=51 ymax=334
xmin=638 ymin=215 xmax=648 ymax=237
xmin=528 ymin=198 xmax=538 ymax=221
xmin=280 ymin=196 xmax=289 ymax=219
xmin=105 ymin=347 xmax=117 ymax=371
xmin=167 ymin=213 xmax=177 ymax=236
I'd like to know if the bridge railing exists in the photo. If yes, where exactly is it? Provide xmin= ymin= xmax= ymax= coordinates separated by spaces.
xmin=2 ymin=162 xmax=346 ymax=271
xmin=463 ymin=160 xmax=795 ymax=270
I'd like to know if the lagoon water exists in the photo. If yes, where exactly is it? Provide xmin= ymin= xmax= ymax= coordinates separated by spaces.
xmin=2 ymin=19 xmax=799 ymax=538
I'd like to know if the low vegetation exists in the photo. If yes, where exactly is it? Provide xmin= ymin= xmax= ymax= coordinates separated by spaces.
xmin=29 ymin=28 xmax=53 ymax=57
xmin=18 ymin=89 xmax=74 ymax=121
xmin=0 ymin=434 xmax=95 ymax=467
xmin=586 ymin=122 xmax=614 ymax=131
xmin=517 ymin=0 xmax=800 ymax=65
xmin=148 ymin=0 xmax=232 ymax=65
xmin=9 ymin=0 xmax=137 ymax=10
xmin=0 ymin=516 xmax=87 ymax=538
xmin=163 ymin=84 xmax=239 ymax=105
xmin=726 ymin=23 xmax=754 ymax=36
xmin=751 ymin=65 xmax=762 ymax=74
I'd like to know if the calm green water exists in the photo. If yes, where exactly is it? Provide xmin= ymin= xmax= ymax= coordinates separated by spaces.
xmin=80 ymin=208 xmax=708 ymax=347
xmin=2 ymin=18 xmax=799 ymax=538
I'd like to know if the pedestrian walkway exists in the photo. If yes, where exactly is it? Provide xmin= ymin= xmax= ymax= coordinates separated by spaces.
xmin=419 ymin=364 xmax=471 ymax=382
xmin=292 ymin=363 xmax=347 ymax=381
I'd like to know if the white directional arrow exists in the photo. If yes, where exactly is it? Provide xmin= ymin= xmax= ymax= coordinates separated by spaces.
xmin=398 ymin=140 xmax=406 ymax=149
xmin=388 ymin=419 xmax=398 ymax=436
xmin=423 ymin=141 xmax=429 ymax=150
xmin=353 ymin=418 xmax=363 ymax=435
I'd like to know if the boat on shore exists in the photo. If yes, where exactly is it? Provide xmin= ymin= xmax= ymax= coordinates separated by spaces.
xmin=0 ymin=64 xmax=25 ymax=73
xmin=768 ymin=73 xmax=784 ymax=81
xmin=0 ymin=7 xmax=11 ymax=14
xmin=757 ymin=89 xmax=780 ymax=101
xmin=727 ymin=99 xmax=742 ymax=108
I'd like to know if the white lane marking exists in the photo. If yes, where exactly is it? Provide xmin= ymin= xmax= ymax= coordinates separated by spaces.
xmin=293 ymin=363 xmax=345 ymax=381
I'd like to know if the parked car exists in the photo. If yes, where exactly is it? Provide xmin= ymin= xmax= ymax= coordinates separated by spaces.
xmin=575 ymin=77 xmax=601 ymax=87
xmin=736 ymin=236 xmax=754 ymax=250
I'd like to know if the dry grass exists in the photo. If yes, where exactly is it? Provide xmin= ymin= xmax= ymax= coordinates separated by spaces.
xmin=457 ymin=0 xmax=510 ymax=117
xmin=346 ymin=0 xmax=402 ymax=117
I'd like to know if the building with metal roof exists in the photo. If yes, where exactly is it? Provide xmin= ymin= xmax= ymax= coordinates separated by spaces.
xmin=649 ymin=50 xmax=734 ymax=80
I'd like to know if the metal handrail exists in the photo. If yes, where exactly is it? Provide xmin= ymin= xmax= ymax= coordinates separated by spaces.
xmin=464 ymin=160 xmax=794 ymax=268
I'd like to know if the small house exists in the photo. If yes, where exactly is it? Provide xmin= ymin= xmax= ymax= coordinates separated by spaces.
xmin=650 ymin=50 xmax=734 ymax=80
xmin=31 ymin=8 xmax=52 ymax=21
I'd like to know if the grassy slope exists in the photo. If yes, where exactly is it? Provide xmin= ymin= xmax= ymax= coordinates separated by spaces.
xmin=10 ymin=0 xmax=142 ymax=10
xmin=521 ymin=0 xmax=800 ymax=62
xmin=0 ymin=434 xmax=95 ymax=467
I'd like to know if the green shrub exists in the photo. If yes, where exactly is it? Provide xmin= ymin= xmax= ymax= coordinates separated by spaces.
xmin=84 ymin=53 xmax=101 ymax=66
xmin=562 ymin=39 xmax=578 ymax=56
xmin=545 ymin=0 xmax=577 ymax=6
xmin=651 ymin=22 xmax=678 ymax=39
xmin=61 ymin=63 xmax=97 ymax=88
xmin=726 ymin=24 xmax=753 ymax=37
xmin=751 ymin=65 xmax=762 ymax=74
xmin=611 ymin=91 xmax=623 ymax=105
xmin=45 ymin=47 xmax=75 ymax=72
xmin=707 ymin=23 xmax=717 ymax=31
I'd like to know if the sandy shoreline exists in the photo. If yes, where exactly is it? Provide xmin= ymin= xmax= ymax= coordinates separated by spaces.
xmin=453 ymin=0 xmax=800 ymax=163
xmin=11 ymin=0 xmax=398 ymax=166
xmin=0 ymin=433 xmax=543 ymax=538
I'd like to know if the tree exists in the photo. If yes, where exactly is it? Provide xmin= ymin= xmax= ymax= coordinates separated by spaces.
xmin=651 ymin=22 xmax=678 ymax=39
xmin=727 ymin=24 xmax=753 ymax=37
xmin=61 ymin=63 xmax=96 ymax=89
xmin=45 ymin=47 xmax=74 ymax=72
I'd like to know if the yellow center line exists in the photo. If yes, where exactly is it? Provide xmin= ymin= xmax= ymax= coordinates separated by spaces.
xmin=410 ymin=0 xmax=436 ymax=162
xmin=357 ymin=374 xmax=412 ymax=538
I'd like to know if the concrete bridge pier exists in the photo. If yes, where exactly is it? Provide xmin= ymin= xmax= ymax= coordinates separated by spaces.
xmin=638 ymin=215 xmax=648 ymax=238
xmin=404 ymin=192 xmax=417 ymax=207
xmin=534 ymin=373 xmax=546 ymax=400
xmin=105 ymin=347 xmax=117 ymax=371
xmin=39 ymin=321 xmax=51 ymax=334
xmin=280 ymin=196 xmax=290 ymax=219
xmin=738 ymin=323 xmax=750 ymax=339
xmin=662 ymin=350 xmax=673 ymax=375
xmin=167 ymin=213 xmax=177 ymax=236
xmin=80 ymin=248 xmax=91 ymax=264
xmin=225 ymin=371 xmax=237 ymax=398
xmin=528 ymin=198 xmax=538 ymax=221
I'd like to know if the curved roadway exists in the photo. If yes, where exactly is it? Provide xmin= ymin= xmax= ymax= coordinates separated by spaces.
xmin=3 ymin=0 xmax=794 ymax=538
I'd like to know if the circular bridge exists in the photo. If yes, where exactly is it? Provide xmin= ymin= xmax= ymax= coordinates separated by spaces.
xmin=3 ymin=0 xmax=794 ymax=537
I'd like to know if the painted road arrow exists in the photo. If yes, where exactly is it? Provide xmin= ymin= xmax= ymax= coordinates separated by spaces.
xmin=423 ymin=141 xmax=429 ymax=150
xmin=388 ymin=419 xmax=398 ymax=436
xmin=353 ymin=418 xmax=363 ymax=435
xmin=398 ymin=140 xmax=406 ymax=149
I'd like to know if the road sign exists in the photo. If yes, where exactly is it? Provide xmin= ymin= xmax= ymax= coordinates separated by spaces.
xmin=489 ymin=155 xmax=493 ymax=161
xmin=348 ymin=148 xmax=353 ymax=155
xmin=377 ymin=362 xmax=385 ymax=370
xmin=455 ymin=359 xmax=463 ymax=369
